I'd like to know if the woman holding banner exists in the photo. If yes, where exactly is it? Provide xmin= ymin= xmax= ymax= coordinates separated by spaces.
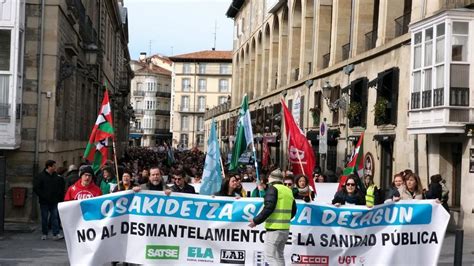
xmin=399 ymin=173 xmax=424 ymax=200
xmin=215 ymin=176 xmax=241 ymax=197
xmin=332 ymin=175 xmax=365 ymax=206
xmin=293 ymin=175 xmax=315 ymax=202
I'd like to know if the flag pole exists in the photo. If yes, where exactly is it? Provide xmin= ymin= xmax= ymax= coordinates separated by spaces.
xmin=219 ymin=156 xmax=226 ymax=179
xmin=112 ymin=139 xmax=121 ymax=191
xmin=295 ymin=151 xmax=312 ymax=201
xmin=251 ymin=143 xmax=260 ymax=183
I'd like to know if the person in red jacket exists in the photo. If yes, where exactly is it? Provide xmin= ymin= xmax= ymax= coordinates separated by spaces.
xmin=64 ymin=165 xmax=102 ymax=201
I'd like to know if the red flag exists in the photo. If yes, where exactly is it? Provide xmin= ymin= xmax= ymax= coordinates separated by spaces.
xmin=281 ymin=99 xmax=316 ymax=192
xmin=262 ymin=137 xmax=270 ymax=167
xmin=338 ymin=132 xmax=365 ymax=190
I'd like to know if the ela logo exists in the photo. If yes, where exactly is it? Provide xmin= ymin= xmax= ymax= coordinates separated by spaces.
xmin=220 ymin=249 xmax=245 ymax=264
xmin=188 ymin=247 xmax=214 ymax=259
xmin=145 ymin=245 xmax=179 ymax=260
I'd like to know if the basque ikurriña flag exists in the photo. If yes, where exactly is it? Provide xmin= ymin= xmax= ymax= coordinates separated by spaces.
xmin=281 ymin=99 xmax=316 ymax=192
xmin=338 ymin=132 xmax=365 ymax=190
xmin=200 ymin=119 xmax=222 ymax=195
xmin=83 ymin=89 xmax=114 ymax=173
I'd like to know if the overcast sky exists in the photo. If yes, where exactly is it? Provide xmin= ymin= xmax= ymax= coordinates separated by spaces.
xmin=126 ymin=0 xmax=234 ymax=59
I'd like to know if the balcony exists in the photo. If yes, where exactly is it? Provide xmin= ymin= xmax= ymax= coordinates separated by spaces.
xmin=408 ymin=87 xmax=472 ymax=134
xmin=178 ymin=105 xmax=207 ymax=113
xmin=133 ymin=91 xmax=145 ymax=97
xmin=155 ymin=128 xmax=172 ymax=135
xmin=395 ymin=12 xmax=411 ymax=37
xmin=155 ymin=109 xmax=169 ymax=116
xmin=365 ymin=30 xmax=377 ymax=51
xmin=134 ymin=109 xmax=144 ymax=115
xmin=156 ymin=91 xmax=171 ymax=98
xmin=130 ymin=128 xmax=143 ymax=134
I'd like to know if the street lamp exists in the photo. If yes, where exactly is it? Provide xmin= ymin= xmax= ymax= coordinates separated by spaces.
xmin=321 ymin=81 xmax=349 ymax=112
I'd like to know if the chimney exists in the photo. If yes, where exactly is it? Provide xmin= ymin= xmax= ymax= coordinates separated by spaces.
xmin=139 ymin=52 xmax=146 ymax=61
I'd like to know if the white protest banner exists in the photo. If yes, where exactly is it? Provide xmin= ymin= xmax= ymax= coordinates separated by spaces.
xmin=59 ymin=191 xmax=449 ymax=266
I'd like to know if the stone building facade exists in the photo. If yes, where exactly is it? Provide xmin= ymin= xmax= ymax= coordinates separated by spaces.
xmin=213 ymin=0 xmax=474 ymax=232
xmin=0 ymin=0 xmax=132 ymax=222
xmin=169 ymin=50 xmax=232 ymax=150
xmin=129 ymin=54 xmax=172 ymax=147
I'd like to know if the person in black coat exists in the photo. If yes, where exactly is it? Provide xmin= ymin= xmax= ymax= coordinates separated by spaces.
xmin=33 ymin=160 xmax=65 ymax=240
xmin=170 ymin=170 xmax=196 ymax=194
xmin=425 ymin=174 xmax=443 ymax=200
xmin=332 ymin=174 xmax=365 ymax=206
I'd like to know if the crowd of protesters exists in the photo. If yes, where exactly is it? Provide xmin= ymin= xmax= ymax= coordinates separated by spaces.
xmin=34 ymin=146 xmax=450 ymax=242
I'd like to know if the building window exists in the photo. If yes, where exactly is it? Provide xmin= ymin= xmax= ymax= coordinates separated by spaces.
xmin=183 ymin=63 xmax=191 ymax=74
xmin=0 ymin=30 xmax=11 ymax=71
xmin=198 ymin=96 xmax=206 ymax=112
xmin=198 ymin=63 xmax=206 ymax=74
xmin=218 ymin=96 xmax=227 ymax=104
xmin=197 ymin=134 xmax=204 ymax=146
xmin=375 ymin=68 xmax=399 ymax=126
xmin=411 ymin=20 xmax=470 ymax=110
xmin=181 ymin=115 xmax=189 ymax=131
xmin=180 ymin=96 xmax=189 ymax=111
xmin=180 ymin=133 xmax=189 ymax=146
xmin=198 ymin=79 xmax=206 ymax=92
xmin=182 ymin=78 xmax=190 ymax=92
xmin=220 ymin=64 xmax=228 ymax=74
xmin=219 ymin=79 xmax=229 ymax=92
xmin=197 ymin=116 xmax=204 ymax=131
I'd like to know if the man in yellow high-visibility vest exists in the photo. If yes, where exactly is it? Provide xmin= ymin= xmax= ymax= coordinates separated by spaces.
xmin=249 ymin=169 xmax=297 ymax=266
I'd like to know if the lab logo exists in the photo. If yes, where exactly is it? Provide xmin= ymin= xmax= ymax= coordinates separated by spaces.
xmin=145 ymin=245 xmax=179 ymax=260
xmin=220 ymin=249 xmax=245 ymax=264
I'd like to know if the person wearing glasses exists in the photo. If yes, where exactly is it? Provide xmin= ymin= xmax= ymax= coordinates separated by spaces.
xmin=332 ymin=175 xmax=365 ymax=206
xmin=234 ymin=174 xmax=248 ymax=197
xmin=282 ymin=176 xmax=294 ymax=188
xmin=170 ymin=170 xmax=196 ymax=194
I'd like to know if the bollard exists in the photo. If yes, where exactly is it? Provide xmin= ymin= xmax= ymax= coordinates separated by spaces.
xmin=453 ymin=229 xmax=463 ymax=266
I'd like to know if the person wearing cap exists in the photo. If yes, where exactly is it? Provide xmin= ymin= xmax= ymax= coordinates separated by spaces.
xmin=64 ymin=164 xmax=79 ymax=189
xmin=248 ymin=169 xmax=296 ymax=266
xmin=64 ymin=165 xmax=102 ymax=201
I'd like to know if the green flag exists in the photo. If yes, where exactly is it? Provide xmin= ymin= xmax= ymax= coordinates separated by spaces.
xmin=229 ymin=95 xmax=254 ymax=171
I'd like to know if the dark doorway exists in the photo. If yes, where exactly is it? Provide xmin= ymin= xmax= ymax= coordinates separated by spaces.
xmin=380 ymin=141 xmax=393 ymax=190
xmin=452 ymin=143 xmax=462 ymax=207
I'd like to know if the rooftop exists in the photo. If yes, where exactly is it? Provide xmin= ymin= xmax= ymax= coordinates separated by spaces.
xmin=169 ymin=50 xmax=232 ymax=62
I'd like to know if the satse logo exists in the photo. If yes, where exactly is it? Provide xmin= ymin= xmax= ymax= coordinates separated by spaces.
xmin=291 ymin=253 xmax=329 ymax=265
xmin=145 ymin=245 xmax=179 ymax=260
xmin=220 ymin=249 xmax=245 ymax=264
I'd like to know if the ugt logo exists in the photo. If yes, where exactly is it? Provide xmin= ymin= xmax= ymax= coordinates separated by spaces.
xmin=188 ymin=246 xmax=213 ymax=259
xmin=220 ymin=249 xmax=245 ymax=264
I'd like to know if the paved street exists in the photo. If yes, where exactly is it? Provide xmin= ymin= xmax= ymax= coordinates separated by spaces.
xmin=0 ymin=224 xmax=473 ymax=265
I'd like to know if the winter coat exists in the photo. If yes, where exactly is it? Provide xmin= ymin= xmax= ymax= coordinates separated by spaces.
xmin=170 ymin=183 xmax=196 ymax=194
xmin=332 ymin=190 xmax=365 ymax=205
xmin=33 ymin=169 xmax=65 ymax=205
xmin=398 ymin=186 xmax=424 ymax=200
xmin=64 ymin=170 xmax=79 ymax=189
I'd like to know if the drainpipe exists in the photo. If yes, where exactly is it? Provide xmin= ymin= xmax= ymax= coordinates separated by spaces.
xmin=32 ymin=0 xmax=45 ymax=220
xmin=34 ymin=0 xmax=45 ymax=177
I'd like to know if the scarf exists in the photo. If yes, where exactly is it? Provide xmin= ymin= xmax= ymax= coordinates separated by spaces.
xmin=297 ymin=186 xmax=310 ymax=197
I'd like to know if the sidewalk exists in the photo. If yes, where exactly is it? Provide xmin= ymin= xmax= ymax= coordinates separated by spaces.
xmin=438 ymin=231 xmax=474 ymax=265
xmin=0 ymin=223 xmax=68 ymax=265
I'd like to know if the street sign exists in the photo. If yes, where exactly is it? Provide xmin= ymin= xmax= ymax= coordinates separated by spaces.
xmin=319 ymin=121 xmax=327 ymax=154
